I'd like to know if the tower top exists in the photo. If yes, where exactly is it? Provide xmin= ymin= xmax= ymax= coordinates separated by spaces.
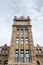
xmin=13 ymin=16 xmax=31 ymax=21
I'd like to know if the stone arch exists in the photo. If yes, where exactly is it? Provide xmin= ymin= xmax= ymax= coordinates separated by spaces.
xmin=36 ymin=60 xmax=40 ymax=65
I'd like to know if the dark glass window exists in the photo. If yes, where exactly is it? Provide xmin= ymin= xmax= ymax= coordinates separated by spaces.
xmin=15 ymin=49 xmax=19 ymax=62
xmin=25 ymin=37 xmax=28 ymax=44
xmin=26 ymin=50 xmax=30 ymax=62
xmin=20 ymin=50 xmax=24 ymax=62
xmin=20 ymin=37 xmax=24 ymax=44
xmin=24 ymin=29 xmax=28 ymax=34
xmin=20 ymin=29 xmax=24 ymax=34
xmin=16 ymin=37 xmax=19 ymax=44
xmin=17 ymin=29 xmax=20 ymax=34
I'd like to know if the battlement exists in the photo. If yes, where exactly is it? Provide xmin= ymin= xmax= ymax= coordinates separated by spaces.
xmin=13 ymin=16 xmax=31 ymax=21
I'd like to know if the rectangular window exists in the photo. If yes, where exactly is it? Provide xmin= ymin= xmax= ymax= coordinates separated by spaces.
xmin=20 ymin=50 xmax=24 ymax=62
xmin=16 ymin=29 xmax=20 ymax=34
xmin=16 ymin=37 xmax=19 ymax=43
xmin=24 ymin=29 xmax=28 ymax=34
xmin=0 ymin=60 xmax=1 ymax=64
xmin=20 ymin=37 xmax=24 ymax=44
xmin=20 ymin=29 xmax=24 ymax=34
xmin=15 ymin=49 xmax=19 ymax=62
xmin=26 ymin=58 xmax=30 ymax=62
xmin=26 ymin=50 xmax=30 ymax=62
xmin=25 ymin=37 xmax=28 ymax=43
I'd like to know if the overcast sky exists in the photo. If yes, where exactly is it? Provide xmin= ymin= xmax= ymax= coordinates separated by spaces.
xmin=0 ymin=0 xmax=43 ymax=46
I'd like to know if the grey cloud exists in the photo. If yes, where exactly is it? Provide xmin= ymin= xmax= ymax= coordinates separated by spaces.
xmin=0 ymin=0 xmax=43 ymax=46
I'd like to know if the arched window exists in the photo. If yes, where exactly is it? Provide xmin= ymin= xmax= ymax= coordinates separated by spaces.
xmin=4 ymin=60 xmax=8 ymax=65
xmin=5 ymin=48 xmax=7 ymax=53
xmin=2 ymin=48 xmax=4 ymax=53
xmin=0 ymin=60 xmax=1 ymax=64
xmin=39 ymin=49 xmax=42 ymax=53
xmin=37 ymin=60 xmax=40 ymax=65
xmin=36 ymin=49 xmax=39 ymax=53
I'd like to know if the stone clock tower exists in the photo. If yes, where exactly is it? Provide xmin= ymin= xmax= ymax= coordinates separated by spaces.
xmin=8 ymin=16 xmax=36 ymax=65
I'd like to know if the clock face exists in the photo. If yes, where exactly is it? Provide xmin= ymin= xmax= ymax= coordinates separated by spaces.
xmin=18 ymin=21 xmax=26 ymax=25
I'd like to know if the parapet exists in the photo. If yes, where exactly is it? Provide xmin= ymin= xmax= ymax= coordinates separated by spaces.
xmin=13 ymin=16 xmax=31 ymax=21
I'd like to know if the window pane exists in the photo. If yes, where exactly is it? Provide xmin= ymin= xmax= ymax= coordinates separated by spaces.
xmin=26 ymin=54 xmax=30 ymax=58
xmin=25 ymin=37 xmax=28 ymax=43
xmin=26 ymin=58 xmax=30 ymax=62
xmin=26 ymin=50 xmax=29 ymax=53
xmin=15 ymin=58 xmax=18 ymax=62
xmin=24 ymin=29 xmax=28 ymax=34
xmin=5 ymin=48 xmax=8 ymax=53
xmin=26 ymin=50 xmax=30 ymax=62
xmin=25 ymin=41 xmax=28 ymax=43
xmin=15 ymin=50 xmax=19 ymax=62
xmin=36 ymin=49 xmax=39 ymax=53
xmin=20 ymin=37 xmax=24 ymax=43
xmin=15 ymin=54 xmax=18 ymax=58
xmin=39 ymin=49 xmax=42 ymax=53
xmin=16 ymin=37 xmax=19 ymax=43
xmin=15 ymin=50 xmax=19 ymax=53
xmin=20 ymin=29 xmax=24 ymax=34
xmin=20 ymin=50 xmax=24 ymax=53
xmin=20 ymin=50 xmax=24 ymax=62
xmin=20 ymin=58 xmax=24 ymax=62
xmin=16 ymin=37 xmax=19 ymax=40
xmin=16 ymin=41 xmax=19 ymax=43
xmin=4 ymin=60 xmax=8 ymax=65
xmin=2 ymin=48 xmax=4 ymax=53
xmin=17 ymin=29 xmax=19 ymax=34
xmin=20 ymin=54 xmax=24 ymax=58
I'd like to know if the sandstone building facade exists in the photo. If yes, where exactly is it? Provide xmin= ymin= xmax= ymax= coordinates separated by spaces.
xmin=0 ymin=16 xmax=43 ymax=65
